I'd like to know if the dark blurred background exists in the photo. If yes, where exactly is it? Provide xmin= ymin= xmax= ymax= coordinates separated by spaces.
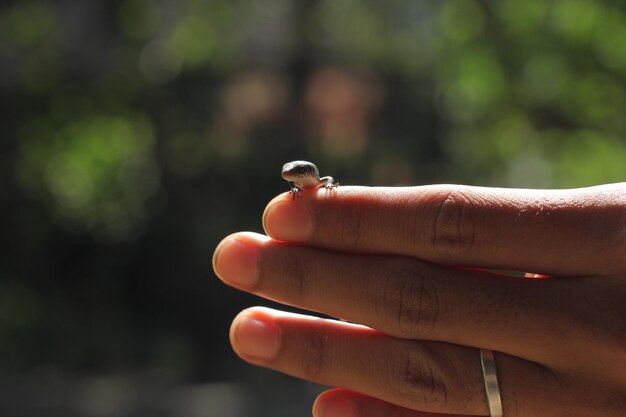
xmin=0 ymin=0 xmax=625 ymax=416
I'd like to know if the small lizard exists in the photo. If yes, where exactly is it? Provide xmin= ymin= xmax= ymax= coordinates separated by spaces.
xmin=281 ymin=160 xmax=338 ymax=200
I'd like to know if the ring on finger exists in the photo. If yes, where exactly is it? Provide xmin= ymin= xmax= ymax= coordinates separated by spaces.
xmin=480 ymin=349 xmax=503 ymax=417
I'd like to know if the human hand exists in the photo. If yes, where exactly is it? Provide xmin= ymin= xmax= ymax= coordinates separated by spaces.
xmin=212 ymin=183 xmax=626 ymax=416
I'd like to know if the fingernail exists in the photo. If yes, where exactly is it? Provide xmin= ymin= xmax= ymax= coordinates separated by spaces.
xmin=263 ymin=200 xmax=313 ymax=242
xmin=232 ymin=314 xmax=281 ymax=360
xmin=315 ymin=397 xmax=355 ymax=417
xmin=213 ymin=238 xmax=259 ymax=288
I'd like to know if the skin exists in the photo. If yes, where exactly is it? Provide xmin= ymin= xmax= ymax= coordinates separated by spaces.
xmin=212 ymin=182 xmax=626 ymax=417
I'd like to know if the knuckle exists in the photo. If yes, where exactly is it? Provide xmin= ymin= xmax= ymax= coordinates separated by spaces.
xmin=282 ymin=252 xmax=318 ymax=304
xmin=300 ymin=329 xmax=328 ymax=380
xmin=389 ymin=345 xmax=480 ymax=414
xmin=379 ymin=262 xmax=442 ymax=336
xmin=431 ymin=187 xmax=478 ymax=260
xmin=391 ymin=345 xmax=449 ymax=408
xmin=288 ymin=254 xmax=308 ymax=302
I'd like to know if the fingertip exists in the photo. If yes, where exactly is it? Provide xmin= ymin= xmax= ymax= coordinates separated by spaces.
xmin=212 ymin=232 xmax=270 ymax=288
xmin=263 ymin=196 xmax=313 ymax=242
xmin=314 ymin=388 xmax=448 ymax=417
xmin=229 ymin=307 xmax=282 ymax=362
xmin=262 ymin=193 xmax=288 ymax=234
xmin=313 ymin=389 xmax=356 ymax=417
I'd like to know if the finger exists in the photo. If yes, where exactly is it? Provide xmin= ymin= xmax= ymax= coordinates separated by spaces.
xmin=213 ymin=232 xmax=580 ymax=364
xmin=314 ymin=389 xmax=473 ymax=417
xmin=262 ymin=183 xmax=626 ymax=276
xmin=230 ymin=307 xmax=563 ymax=417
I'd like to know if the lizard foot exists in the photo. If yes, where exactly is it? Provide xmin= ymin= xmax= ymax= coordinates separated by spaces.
xmin=289 ymin=188 xmax=302 ymax=200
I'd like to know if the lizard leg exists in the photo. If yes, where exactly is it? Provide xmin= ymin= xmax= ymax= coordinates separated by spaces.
xmin=288 ymin=182 xmax=302 ymax=200
xmin=319 ymin=176 xmax=339 ymax=189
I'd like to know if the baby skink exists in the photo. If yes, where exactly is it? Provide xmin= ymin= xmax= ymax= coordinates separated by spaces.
xmin=281 ymin=160 xmax=338 ymax=200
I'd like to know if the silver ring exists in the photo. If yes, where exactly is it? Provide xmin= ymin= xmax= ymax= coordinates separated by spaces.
xmin=480 ymin=349 xmax=503 ymax=417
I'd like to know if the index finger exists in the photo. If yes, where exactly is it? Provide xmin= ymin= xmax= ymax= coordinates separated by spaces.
xmin=262 ymin=183 xmax=626 ymax=276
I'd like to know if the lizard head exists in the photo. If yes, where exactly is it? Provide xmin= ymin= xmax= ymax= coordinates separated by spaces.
xmin=281 ymin=160 xmax=319 ymax=182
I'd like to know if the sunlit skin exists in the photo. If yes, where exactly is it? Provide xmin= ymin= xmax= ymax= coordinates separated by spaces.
xmin=213 ymin=182 xmax=626 ymax=417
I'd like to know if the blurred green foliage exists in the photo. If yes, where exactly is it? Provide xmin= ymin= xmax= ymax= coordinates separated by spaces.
xmin=17 ymin=114 xmax=158 ymax=241
xmin=0 ymin=0 xmax=625 ymax=414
